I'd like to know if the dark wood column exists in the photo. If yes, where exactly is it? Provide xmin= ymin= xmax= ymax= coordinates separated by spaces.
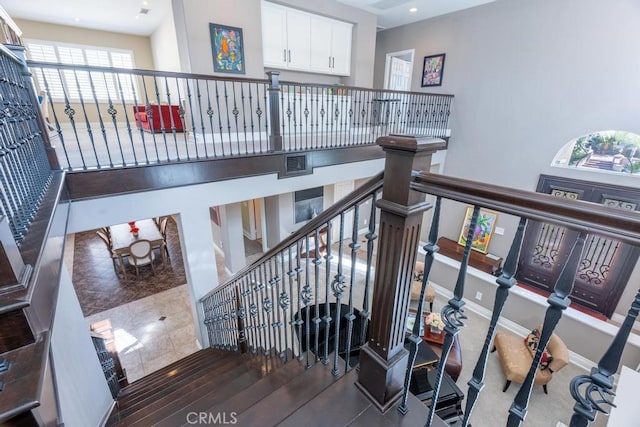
xmin=356 ymin=135 xmax=447 ymax=412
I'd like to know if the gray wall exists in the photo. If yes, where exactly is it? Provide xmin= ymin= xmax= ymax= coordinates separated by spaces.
xmin=374 ymin=0 xmax=640 ymax=317
xmin=172 ymin=0 xmax=377 ymax=86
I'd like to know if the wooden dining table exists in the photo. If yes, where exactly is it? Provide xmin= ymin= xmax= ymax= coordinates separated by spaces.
xmin=109 ymin=219 xmax=164 ymax=280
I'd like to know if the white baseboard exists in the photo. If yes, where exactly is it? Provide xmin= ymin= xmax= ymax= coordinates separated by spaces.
xmin=429 ymin=281 xmax=598 ymax=372
xmin=100 ymin=400 xmax=117 ymax=427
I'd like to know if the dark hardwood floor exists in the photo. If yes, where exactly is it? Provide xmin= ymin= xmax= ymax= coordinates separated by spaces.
xmin=72 ymin=217 xmax=186 ymax=316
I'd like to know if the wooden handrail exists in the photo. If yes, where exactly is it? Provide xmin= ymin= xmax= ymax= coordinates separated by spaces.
xmin=199 ymin=171 xmax=384 ymax=302
xmin=412 ymin=173 xmax=640 ymax=245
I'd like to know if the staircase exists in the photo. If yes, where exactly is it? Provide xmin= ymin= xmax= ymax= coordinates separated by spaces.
xmin=106 ymin=348 xmax=436 ymax=427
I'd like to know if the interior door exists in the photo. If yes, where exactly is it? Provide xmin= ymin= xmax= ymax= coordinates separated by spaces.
xmin=516 ymin=175 xmax=640 ymax=318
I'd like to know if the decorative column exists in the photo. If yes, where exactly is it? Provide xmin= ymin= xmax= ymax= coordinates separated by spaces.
xmin=355 ymin=135 xmax=447 ymax=412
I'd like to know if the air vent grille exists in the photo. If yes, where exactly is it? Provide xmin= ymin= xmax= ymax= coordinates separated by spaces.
xmin=286 ymin=155 xmax=306 ymax=172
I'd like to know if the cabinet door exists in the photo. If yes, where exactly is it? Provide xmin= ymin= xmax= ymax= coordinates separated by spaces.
xmin=262 ymin=3 xmax=288 ymax=68
xmin=330 ymin=21 xmax=352 ymax=76
xmin=309 ymin=16 xmax=333 ymax=74
xmin=284 ymin=9 xmax=311 ymax=71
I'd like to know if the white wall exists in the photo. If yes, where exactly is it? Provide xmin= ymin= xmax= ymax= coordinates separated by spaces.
xmin=151 ymin=6 xmax=181 ymax=73
xmin=374 ymin=0 xmax=640 ymax=317
xmin=51 ymin=268 xmax=113 ymax=427
xmin=171 ymin=0 xmax=377 ymax=86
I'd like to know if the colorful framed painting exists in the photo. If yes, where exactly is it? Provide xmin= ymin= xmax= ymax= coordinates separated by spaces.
xmin=421 ymin=53 xmax=446 ymax=87
xmin=457 ymin=207 xmax=498 ymax=254
xmin=209 ymin=23 xmax=245 ymax=74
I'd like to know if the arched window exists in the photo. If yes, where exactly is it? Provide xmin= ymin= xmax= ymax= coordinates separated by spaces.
xmin=552 ymin=130 xmax=640 ymax=175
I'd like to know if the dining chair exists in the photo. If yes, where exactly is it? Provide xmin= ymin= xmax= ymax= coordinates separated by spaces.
xmin=96 ymin=230 xmax=121 ymax=272
xmin=128 ymin=239 xmax=155 ymax=278
xmin=159 ymin=216 xmax=170 ymax=257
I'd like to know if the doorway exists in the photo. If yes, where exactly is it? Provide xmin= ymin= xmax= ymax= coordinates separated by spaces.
xmin=383 ymin=49 xmax=415 ymax=91
xmin=516 ymin=175 xmax=640 ymax=318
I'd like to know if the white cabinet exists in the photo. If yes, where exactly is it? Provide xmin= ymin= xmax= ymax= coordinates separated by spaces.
xmin=310 ymin=16 xmax=352 ymax=76
xmin=261 ymin=1 xmax=352 ymax=76
xmin=261 ymin=2 xmax=310 ymax=71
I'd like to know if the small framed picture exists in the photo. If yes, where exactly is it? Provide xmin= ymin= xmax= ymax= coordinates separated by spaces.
xmin=406 ymin=311 xmax=425 ymax=336
xmin=421 ymin=53 xmax=446 ymax=87
xmin=209 ymin=23 xmax=246 ymax=74
xmin=457 ymin=207 xmax=499 ymax=254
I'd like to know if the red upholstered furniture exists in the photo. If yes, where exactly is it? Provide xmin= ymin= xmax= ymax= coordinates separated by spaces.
xmin=133 ymin=105 xmax=184 ymax=133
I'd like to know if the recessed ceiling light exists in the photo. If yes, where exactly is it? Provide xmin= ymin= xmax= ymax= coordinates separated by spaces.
xmin=142 ymin=0 xmax=149 ymax=5
xmin=135 ymin=15 xmax=140 ymax=20
xmin=409 ymin=7 xmax=418 ymax=13
xmin=74 ymin=17 xmax=80 ymax=22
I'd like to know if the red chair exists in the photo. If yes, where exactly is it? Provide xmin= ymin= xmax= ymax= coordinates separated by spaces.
xmin=133 ymin=105 xmax=184 ymax=133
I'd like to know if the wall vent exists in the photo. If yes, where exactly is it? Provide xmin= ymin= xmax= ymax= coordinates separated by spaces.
xmin=286 ymin=155 xmax=306 ymax=172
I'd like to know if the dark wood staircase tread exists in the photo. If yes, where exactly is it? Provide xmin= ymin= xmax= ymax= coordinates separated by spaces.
xmin=347 ymin=390 xmax=445 ymax=427
xmin=154 ymin=355 xmax=306 ymax=426
xmin=118 ymin=349 xmax=223 ymax=397
xmin=278 ymin=368 xmax=370 ymax=427
xmin=134 ymin=368 xmax=264 ymax=427
xmin=234 ymin=361 xmax=342 ymax=427
xmin=118 ymin=353 xmax=245 ymax=412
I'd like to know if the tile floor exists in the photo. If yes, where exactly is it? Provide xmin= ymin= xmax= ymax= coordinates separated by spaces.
xmin=85 ymin=284 xmax=200 ymax=383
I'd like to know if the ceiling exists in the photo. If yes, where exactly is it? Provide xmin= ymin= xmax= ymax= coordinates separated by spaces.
xmin=2 ymin=0 xmax=495 ymax=36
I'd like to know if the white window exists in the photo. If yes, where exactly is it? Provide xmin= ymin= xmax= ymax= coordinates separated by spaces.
xmin=26 ymin=40 xmax=138 ymax=103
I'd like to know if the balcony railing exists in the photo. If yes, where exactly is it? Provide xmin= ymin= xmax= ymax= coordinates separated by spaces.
xmin=201 ymin=135 xmax=640 ymax=426
xmin=27 ymin=61 xmax=453 ymax=171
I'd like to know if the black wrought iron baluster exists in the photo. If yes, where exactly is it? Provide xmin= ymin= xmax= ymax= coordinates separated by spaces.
xmin=279 ymin=251 xmax=290 ymax=361
xmin=229 ymin=286 xmax=239 ymax=351
xmin=86 ymin=69 xmax=113 ymax=168
xmin=173 ymin=77 xmax=189 ymax=159
xmin=507 ymin=232 xmax=587 ymax=427
xmin=129 ymin=74 xmax=150 ymax=165
xmin=222 ymin=287 xmax=232 ymax=350
xmin=231 ymin=81 xmax=241 ymax=155
xmin=294 ymin=240 xmax=304 ymax=360
xmin=100 ymin=72 xmax=125 ymax=167
xmin=252 ymin=268 xmax=267 ymax=355
xmin=247 ymin=273 xmax=259 ymax=355
xmin=214 ymin=80 xmax=225 ymax=156
xmin=260 ymin=263 xmax=273 ymax=356
xmin=140 ymin=76 xmax=161 ymax=163
xmin=322 ymin=220 xmax=333 ymax=365
xmin=287 ymin=245 xmax=297 ymax=359
xmin=222 ymin=81 xmax=233 ymax=155
xmin=236 ymin=282 xmax=248 ymax=353
xmin=279 ymin=83 xmax=286 ymax=150
xmin=246 ymin=83 xmax=256 ymax=154
xmin=184 ymin=78 xmax=201 ymax=160
xmin=56 ymin=69 xmax=88 ymax=170
xmin=70 ymin=69 xmax=101 ymax=168
xmin=425 ymin=205 xmax=478 ymax=427
xmin=151 ymin=75 xmax=170 ymax=161
xmin=463 ymin=217 xmax=528 ymax=425
xmin=209 ymin=292 xmax=219 ymax=348
xmin=302 ymin=234 xmax=313 ymax=368
xmin=113 ymin=71 xmax=137 ymax=166
xmin=162 ymin=76 xmax=181 ymax=160
xmin=398 ymin=196 xmax=442 ymax=415
xmin=240 ymin=277 xmax=255 ymax=353
xmin=261 ymin=82 xmax=268 ymax=152
xmin=344 ymin=205 xmax=360 ymax=372
xmin=570 ymin=287 xmax=640 ymax=427
xmin=38 ymin=71 xmax=72 ymax=169
xmin=254 ymin=82 xmax=264 ymax=152
xmin=268 ymin=256 xmax=282 ymax=356
xmin=194 ymin=79 xmax=208 ymax=159
xmin=360 ymin=191 xmax=378 ymax=348
xmin=204 ymin=81 xmax=217 ymax=158
xmin=321 ymin=88 xmax=327 ymax=148
xmin=303 ymin=86 xmax=310 ymax=150
xmin=331 ymin=212 xmax=346 ymax=376
xmin=312 ymin=227 xmax=322 ymax=363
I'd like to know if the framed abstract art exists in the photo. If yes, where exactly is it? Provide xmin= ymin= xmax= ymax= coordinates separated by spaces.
xmin=209 ymin=23 xmax=246 ymax=74
xmin=421 ymin=53 xmax=445 ymax=87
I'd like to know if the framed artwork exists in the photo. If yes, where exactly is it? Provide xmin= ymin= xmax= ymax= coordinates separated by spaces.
xmin=421 ymin=53 xmax=446 ymax=87
xmin=406 ymin=311 xmax=425 ymax=336
xmin=294 ymin=187 xmax=323 ymax=223
xmin=457 ymin=207 xmax=498 ymax=254
xmin=209 ymin=23 xmax=245 ymax=74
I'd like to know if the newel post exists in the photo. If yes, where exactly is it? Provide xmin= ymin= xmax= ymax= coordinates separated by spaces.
xmin=266 ymin=71 xmax=282 ymax=152
xmin=355 ymin=135 xmax=447 ymax=412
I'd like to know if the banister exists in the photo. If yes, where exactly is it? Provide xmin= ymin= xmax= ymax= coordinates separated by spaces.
xmin=199 ymin=171 xmax=384 ymax=302
xmin=412 ymin=173 xmax=640 ymax=244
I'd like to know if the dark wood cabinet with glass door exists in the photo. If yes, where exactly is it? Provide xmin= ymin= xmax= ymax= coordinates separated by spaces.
xmin=516 ymin=175 xmax=640 ymax=318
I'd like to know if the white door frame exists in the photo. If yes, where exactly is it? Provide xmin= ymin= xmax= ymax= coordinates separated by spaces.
xmin=383 ymin=48 xmax=415 ymax=90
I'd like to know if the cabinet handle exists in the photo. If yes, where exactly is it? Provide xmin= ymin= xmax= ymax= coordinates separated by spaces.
xmin=284 ymin=49 xmax=287 ymax=62
xmin=332 ymin=57 xmax=335 ymax=68
xmin=329 ymin=56 xmax=331 ymax=68
xmin=288 ymin=50 xmax=291 ymax=62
